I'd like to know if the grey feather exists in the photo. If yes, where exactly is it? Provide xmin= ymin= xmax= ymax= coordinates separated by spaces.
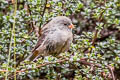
xmin=26 ymin=16 xmax=73 ymax=61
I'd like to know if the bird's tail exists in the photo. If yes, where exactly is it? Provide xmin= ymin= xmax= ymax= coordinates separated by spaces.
xmin=26 ymin=50 xmax=39 ymax=61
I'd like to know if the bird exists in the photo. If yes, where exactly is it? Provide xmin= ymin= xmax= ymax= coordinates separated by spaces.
xmin=26 ymin=16 xmax=74 ymax=61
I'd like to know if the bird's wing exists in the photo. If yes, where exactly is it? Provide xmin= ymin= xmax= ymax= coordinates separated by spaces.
xmin=26 ymin=25 xmax=50 ymax=61
xmin=32 ymin=25 xmax=50 ymax=53
xmin=32 ymin=33 xmax=45 ymax=53
xmin=27 ymin=27 xmax=72 ymax=61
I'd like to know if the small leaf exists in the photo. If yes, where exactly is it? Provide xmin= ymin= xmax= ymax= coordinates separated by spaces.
xmin=46 ymin=4 xmax=50 ymax=8
xmin=23 ymin=34 xmax=29 ymax=38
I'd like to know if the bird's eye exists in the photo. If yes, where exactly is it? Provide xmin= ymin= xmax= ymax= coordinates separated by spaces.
xmin=64 ymin=23 xmax=68 ymax=26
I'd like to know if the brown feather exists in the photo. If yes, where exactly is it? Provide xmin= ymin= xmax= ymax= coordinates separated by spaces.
xmin=26 ymin=16 xmax=73 ymax=61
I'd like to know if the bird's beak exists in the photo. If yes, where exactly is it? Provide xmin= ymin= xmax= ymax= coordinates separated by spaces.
xmin=68 ymin=24 xmax=75 ymax=29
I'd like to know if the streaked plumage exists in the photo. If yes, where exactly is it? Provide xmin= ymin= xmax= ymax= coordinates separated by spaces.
xmin=26 ymin=16 xmax=74 ymax=61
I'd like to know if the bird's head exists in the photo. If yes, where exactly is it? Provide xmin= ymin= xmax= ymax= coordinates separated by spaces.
xmin=50 ymin=16 xmax=74 ymax=30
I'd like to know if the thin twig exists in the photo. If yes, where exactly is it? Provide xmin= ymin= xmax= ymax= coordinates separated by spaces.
xmin=91 ymin=10 xmax=105 ymax=46
xmin=1 ymin=58 xmax=100 ymax=74
xmin=91 ymin=29 xmax=98 ymax=46
xmin=40 ymin=0 xmax=48 ymax=27
xmin=5 ymin=0 xmax=17 ymax=79
xmin=0 ymin=58 xmax=115 ymax=80
xmin=13 ymin=0 xmax=17 ymax=79
xmin=84 ymin=9 xmax=105 ymax=54
xmin=107 ymin=65 xmax=115 ymax=80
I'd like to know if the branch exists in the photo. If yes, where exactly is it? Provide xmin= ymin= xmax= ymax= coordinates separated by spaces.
xmin=0 ymin=58 xmax=101 ymax=79
xmin=91 ymin=9 xmax=105 ymax=46
xmin=0 ymin=58 xmax=116 ymax=80
xmin=107 ymin=65 xmax=115 ymax=80
xmin=5 ymin=0 xmax=17 ymax=79
xmin=84 ymin=9 xmax=105 ymax=53
xmin=40 ymin=0 xmax=48 ymax=27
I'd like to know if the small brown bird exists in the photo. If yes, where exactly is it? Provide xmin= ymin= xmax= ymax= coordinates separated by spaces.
xmin=26 ymin=16 xmax=74 ymax=61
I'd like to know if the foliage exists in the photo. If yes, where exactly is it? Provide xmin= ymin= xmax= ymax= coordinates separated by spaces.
xmin=0 ymin=0 xmax=120 ymax=79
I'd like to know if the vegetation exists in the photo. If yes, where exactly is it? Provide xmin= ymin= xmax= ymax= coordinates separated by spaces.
xmin=0 ymin=0 xmax=120 ymax=80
